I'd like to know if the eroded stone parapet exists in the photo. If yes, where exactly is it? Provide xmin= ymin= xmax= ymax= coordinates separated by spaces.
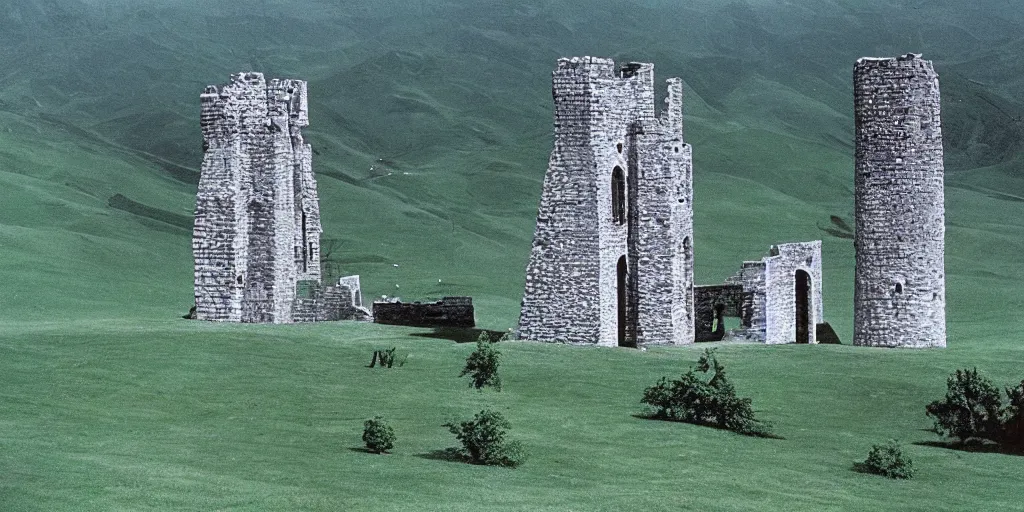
xmin=853 ymin=54 xmax=946 ymax=348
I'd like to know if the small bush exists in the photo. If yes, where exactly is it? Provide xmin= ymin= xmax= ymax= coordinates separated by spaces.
xmin=1002 ymin=380 xmax=1024 ymax=447
xmin=640 ymin=349 xmax=773 ymax=437
xmin=925 ymin=368 xmax=1004 ymax=443
xmin=369 ymin=347 xmax=400 ymax=368
xmin=444 ymin=409 xmax=525 ymax=467
xmin=460 ymin=333 xmax=502 ymax=391
xmin=362 ymin=416 xmax=396 ymax=454
xmin=860 ymin=440 xmax=914 ymax=479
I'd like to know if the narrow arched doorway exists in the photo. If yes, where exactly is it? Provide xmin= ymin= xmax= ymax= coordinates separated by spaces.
xmin=617 ymin=255 xmax=628 ymax=347
xmin=795 ymin=269 xmax=811 ymax=344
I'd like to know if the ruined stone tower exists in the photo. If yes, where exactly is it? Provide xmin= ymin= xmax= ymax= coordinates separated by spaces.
xmin=192 ymin=72 xmax=322 ymax=323
xmin=518 ymin=57 xmax=694 ymax=347
xmin=853 ymin=54 xmax=946 ymax=348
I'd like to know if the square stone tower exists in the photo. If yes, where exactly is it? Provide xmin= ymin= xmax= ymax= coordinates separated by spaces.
xmin=192 ymin=72 xmax=322 ymax=323
xmin=518 ymin=57 xmax=694 ymax=347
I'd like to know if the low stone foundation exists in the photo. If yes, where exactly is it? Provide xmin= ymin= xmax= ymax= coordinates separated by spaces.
xmin=373 ymin=297 xmax=475 ymax=328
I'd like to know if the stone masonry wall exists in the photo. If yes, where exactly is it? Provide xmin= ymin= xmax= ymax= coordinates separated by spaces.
xmin=631 ymin=78 xmax=694 ymax=345
xmin=728 ymin=261 xmax=767 ymax=340
xmin=694 ymin=284 xmax=749 ymax=342
xmin=763 ymin=241 xmax=823 ymax=344
xmin=709 ymin=241 xmax=822 ymax=343
xmin=518 ymin=57 xmax=694 ymax=346
xmin=293 ymin=275 xmax=369 ymax=322
xmin=193 ymin=72 xmax=323 ymax=323
xmin=853 ymin=54 xmax=946 ymax=348
xmin=374 ymin=297 xmax=475 ymax=328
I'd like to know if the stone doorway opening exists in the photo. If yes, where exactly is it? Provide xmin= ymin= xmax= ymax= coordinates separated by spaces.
xmin=795 ymin=269 xmax=811 ymax=343
xmin=617 ymin=255 xmax=628 ymax=347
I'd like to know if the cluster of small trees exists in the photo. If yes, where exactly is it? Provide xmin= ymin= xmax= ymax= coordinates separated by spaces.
xmin=854 ymin=366 xmax=1024 ymax=480
xmin=926 ymin=368 xmax=1024 ymax=450
xmin=360 ymin=332 xmax=525 ymax=467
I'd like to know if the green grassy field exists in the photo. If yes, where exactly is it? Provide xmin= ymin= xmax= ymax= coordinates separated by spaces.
xmin=1 ymin=0 xmax=1023 ymax=509
xmin=1 ymin=319 xmax=1022 ymax=511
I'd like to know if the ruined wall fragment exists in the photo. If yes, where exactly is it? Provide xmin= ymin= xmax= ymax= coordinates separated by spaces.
xmin=192 ymin=72 xmax=322 ymax=323
xmin=518 ymin=57 xmax=694 ymax=346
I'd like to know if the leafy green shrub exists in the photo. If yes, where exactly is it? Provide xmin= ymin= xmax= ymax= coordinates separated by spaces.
xmin=641 ymin=349 xmax=773 ymax=437
xmin=460 ymin=333 xmax=502 ymax=391
xmin=444 ymin=409 xmax=525 ymax=467
xmin=925 ymin=368 xmax=1004 ymax=443
xmin=1002 ymin=380 xmax=1024 ymax=447
xmin=860 ymin=440 xmax=914 ymax=479
xmin=362 ymin=416 xmax=396 ymax=454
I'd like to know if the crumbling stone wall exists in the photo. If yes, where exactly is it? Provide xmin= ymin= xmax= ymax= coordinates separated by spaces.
xmin=762 ymin=241 xmax=823 ymax=344
xmin=701 ymin=241 xmax=823 ymax=344
xmin=518 ymin=57 xmax=694 ymax=347
xmin=373 ymin=297 xmax=475 ymax=328
xmin=192 ymin=72 xmax=324 ymax=323
xmin=694 ymin=285 xmax=750 ymax=342
xmin=293 ymin=275 xmax=370 ymax=322
xmin=853 ymin=54 xmax=946 ymax=348
xmin=630 ymin=79 xmax=695 ymax=346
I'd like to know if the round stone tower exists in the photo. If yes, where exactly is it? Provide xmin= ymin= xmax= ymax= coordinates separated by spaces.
xmin=853 ymin=54 xmax=946 ymax=348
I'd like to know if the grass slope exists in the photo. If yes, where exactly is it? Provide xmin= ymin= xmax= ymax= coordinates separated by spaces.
xmin=1 ymin=320 xmax=1022 ymax=511
xmin=0 ymin=0 xmax=1023 ymax=510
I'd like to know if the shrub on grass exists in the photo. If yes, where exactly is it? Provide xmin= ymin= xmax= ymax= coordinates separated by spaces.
xmin=925 ymin=368 xmax=1004 ymax=443
xmin=860 ymin=440 xmax=914 ymax=479
xmin=460 ymin=333 xmax=502 ymax=391
xmin=362 ymin=416 xmax=396 ymax=454
xmin=1002 ymin=380 xmax=1024 ymax=447
xmin=640 ymin=349 xmax=773 ymax=437
xmin=369 ymin=347 xmax=400 ymax=368
xmin=444 ymin=409 xmax=525 ymax=467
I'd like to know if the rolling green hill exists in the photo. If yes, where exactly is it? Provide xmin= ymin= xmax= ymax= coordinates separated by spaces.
xmin=0 ymin=0 xmax=1022 ymax=510
xmin=1 ymin=0 xmax=1022 ymax=333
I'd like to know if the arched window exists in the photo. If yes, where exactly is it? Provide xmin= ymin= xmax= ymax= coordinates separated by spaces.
xmin=611 ymin=166 xmax=626 ymax=225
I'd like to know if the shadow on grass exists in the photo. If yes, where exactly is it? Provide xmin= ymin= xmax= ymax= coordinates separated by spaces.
xmin=414 ymin=448 xmax=467 ymax=464
xmin=632 ymin=413 xmax=785 ymax=440
xmin=408 ymin=327 xmax=506 ymax=344
xmin=913 ymin=440 xmax=1024 ymax=456
xmin=348 ymin=447 xmax=390 ymax=455
xmin=851 ymin=462 xmax=910 ymax=479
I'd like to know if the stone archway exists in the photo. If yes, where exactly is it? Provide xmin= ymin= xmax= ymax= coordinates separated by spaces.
xmin=795 ymin=269 xmax=811 ymax=344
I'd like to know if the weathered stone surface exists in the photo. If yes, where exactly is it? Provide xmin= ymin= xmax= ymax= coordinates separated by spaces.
xmin=762 ymin=242 xmax=823 ymax=344
xmin=853 ymin=54 xmax=946 ymax=348
xmin=293 ymin=275 xmax=370 ymax=322
xmin=517 ymin=57 xmax=694 ymax=347
xmin=373 ymin=297 xmax=475 ymax=328
xmin=193 ymin=72 xmax=362 ymax=323
xmin=702 ymin=241 xmax=824 ymax=344
xmin=694 ymin=284 xmax=750 ymax=342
